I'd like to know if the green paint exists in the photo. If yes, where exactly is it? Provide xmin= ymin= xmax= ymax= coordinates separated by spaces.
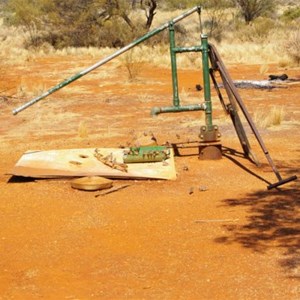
xmin=123 ymin=146 xmax=169 ymax=163
xmin=173 ymin=46 xmax=202 ymax=53
xmin=169 ymin=22 xmax=180 ymax=107
xmin=151 ymin=104 xmax=206 ymax=116
xmin=201 ymin=34 xmax=213 ymax=130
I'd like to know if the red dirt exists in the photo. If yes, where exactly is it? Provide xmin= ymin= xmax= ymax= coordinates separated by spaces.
xmin=0 ymin=54 xmax=299 ymax=299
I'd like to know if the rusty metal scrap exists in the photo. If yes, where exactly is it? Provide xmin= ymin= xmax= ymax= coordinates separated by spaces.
xmin=94 ymin=148 xmax=128 ymax=173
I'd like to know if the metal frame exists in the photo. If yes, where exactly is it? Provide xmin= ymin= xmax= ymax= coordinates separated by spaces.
xmin=12 ymin=5 xmax=297 ymax=189
xmin=151 ymin=23 xmax=220 ymax=142
xmin=208 ymin=44 xmax=297 ymax=189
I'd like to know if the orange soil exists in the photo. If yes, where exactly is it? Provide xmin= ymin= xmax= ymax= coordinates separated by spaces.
xmin=0 ymin=54 xmax=299 ymax=299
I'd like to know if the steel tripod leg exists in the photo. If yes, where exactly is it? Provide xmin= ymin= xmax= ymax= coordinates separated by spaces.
xmin=267 ymin=175 xmax=298 ymax=190
xmin=209 ymin=69 xmax=227 ymax=112
xmin=209 ymin=44 xmax=297 ymax=189
xmin=227 ymin=105 xmax=260 ymax=166
xmin=209 ymin=69 xmax=259 ymax=165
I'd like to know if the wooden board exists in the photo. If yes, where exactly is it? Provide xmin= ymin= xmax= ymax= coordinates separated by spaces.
xmin=10 ymin=148 xmax=176 ymax=180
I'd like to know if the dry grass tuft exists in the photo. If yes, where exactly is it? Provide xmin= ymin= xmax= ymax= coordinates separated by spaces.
xmin=122 ymin=48 xmax=145 ymax=81
xmin=285 ymin=29 xmax=300 ymax=65
xmin=259 ymin=64 xmax=269 ymax=75
xmin=1 ymin=7 xmax=300 ymax=70
xmin=254 ymin=106 xmax=285 ymax=128
xmin=78 ymin=121 xmax=89 ymax=138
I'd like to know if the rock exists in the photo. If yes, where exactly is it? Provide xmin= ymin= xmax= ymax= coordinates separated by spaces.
xmin=131 ymin=132 xmax=158 ymax=147
xmin=269 ymin=74 xmax=288 ymax=81
xmin=196 ymin=84 xmax=203 ymax=91
xmin=199 ymin=185 xmax=208 ymax=192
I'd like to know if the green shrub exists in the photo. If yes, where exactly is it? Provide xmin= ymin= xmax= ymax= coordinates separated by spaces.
xmin=235 ymin=17 xmax=276 ymax=42
xmin=162 ymin=0 xmax=201 ymax=10
xmin=282 ymin=6 xmax=300 ymax=22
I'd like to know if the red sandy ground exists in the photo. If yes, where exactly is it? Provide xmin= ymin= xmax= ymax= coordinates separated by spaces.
xmin=0 ymin=54 xmax=299 ymax=299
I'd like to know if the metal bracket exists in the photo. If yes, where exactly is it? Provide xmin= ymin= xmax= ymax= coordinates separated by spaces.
xmin=200 ymin=125 xmax=221 ymax=142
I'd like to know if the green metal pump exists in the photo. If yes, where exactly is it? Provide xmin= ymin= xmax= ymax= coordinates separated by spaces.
xmin=12 ymin=6 xmax=297 ymax=189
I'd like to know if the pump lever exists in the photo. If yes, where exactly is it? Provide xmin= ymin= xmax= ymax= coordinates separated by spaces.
xmin=267 ymin=175 xmax=297 ymax=190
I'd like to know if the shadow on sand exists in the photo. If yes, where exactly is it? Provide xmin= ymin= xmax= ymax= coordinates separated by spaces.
xmin=214 ymin=159 xmax=300 ymax=279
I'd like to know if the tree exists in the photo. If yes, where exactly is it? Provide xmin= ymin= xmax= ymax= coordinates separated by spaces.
xmin=233 ymin=0 xmax=277 ymax=24
xmin=201 ymin=0 xmax=232 ymax=42
xmin=162 ymin=0 xmax=200 ymax=10
xmin=142 ymin=0 xmax=157 ymax=29
xmin=5 ymin=0 xmax=53 ymax=46
xmin=5 ymin=0 xmax=158 ymax=48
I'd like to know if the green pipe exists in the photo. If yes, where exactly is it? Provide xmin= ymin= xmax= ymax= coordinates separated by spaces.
xmin=151 ymin=104 xmax=206 ymax=116
xmin=173 ymin=46 xmax=202 ymax=53
xmin=169 ymin=22 xmax=180 ymax=107
xmin=201 ymin=34 xmax=213 ymax=130
xmin=13 ymin=5 xmax=201 ymax=115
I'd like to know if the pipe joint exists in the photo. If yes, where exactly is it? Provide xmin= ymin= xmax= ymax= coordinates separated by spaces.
xmin=151 ymin=104 xmax=206 ymax=116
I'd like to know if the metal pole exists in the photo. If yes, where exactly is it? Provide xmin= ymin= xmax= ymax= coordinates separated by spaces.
xmin=209 ymin=43 xmax=297 ymax=189
xmin=169 ymin=22 xmax=180 ymax=107
xmin=151 ymin=103 xmax=206 ymax=116
xmin=13 ymin=5 xmax=201 ymax=115
xmin=201 ymin=34 xmax=213 ymax=130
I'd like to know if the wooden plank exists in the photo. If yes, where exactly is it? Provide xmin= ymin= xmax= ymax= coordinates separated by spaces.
xmin=10 ymin=148 xmax=176 ymax=180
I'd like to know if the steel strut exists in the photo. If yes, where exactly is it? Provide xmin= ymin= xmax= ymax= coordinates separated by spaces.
xmin=209 ymin=61 xmax=259 ymax=166
xmin=209 ymin=44 xmax=297 ymax=189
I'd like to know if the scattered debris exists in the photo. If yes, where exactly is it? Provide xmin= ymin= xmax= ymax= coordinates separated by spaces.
xmin=216 ymin=74 xmax=300 ymax=90
xmin=0 ymin=96 xmax=9 ymax=103
xmin=183 ymin=165 xmax=189 ymax=171
xmin=94 ymin=148 xmax=128 ymax=172
xmin=0 ymin=92 xmax=18 ymax=104
xmin=95 ymin=184 xmax=130 ymax=197
xmin=199 ymin=185 xmax=208 ymax=192
xmin=269 ymin=74 xmax=288 ymax=81
xmin=165 ymin=141 xmax=171 ymax=148
xmin=229 ymin=80 xmax=284 ymax=89
xmin=129 ymin=131 xmax=158 ymax=147
xmin=195 ymin=84 xmax=203 ymax=91
xmin=71 ymin=176 xmax=113 ymax=191
xmin=218 ymin=79 xmax=290 ymax=89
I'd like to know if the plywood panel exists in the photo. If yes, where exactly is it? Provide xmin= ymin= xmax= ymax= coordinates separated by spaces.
xmin=10 ymin=148 xmax=176 ymax=180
